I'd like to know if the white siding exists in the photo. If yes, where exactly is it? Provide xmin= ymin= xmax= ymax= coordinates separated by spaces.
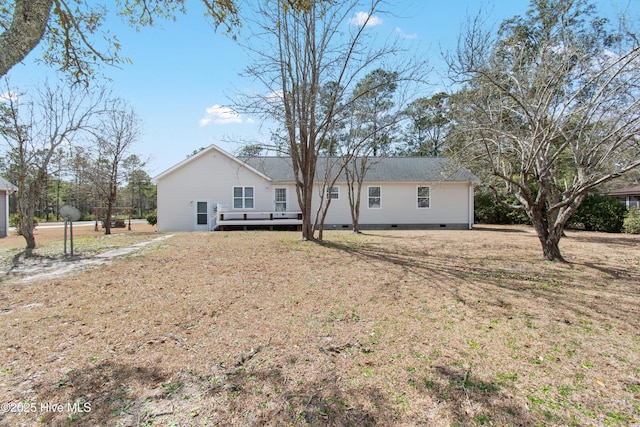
xmin=0 ymin=190 xmax=7 ymax=237
xmin=156 ymin=149 xmax=273 ymax=232
xmin=315 ymin=181 xmax=473 ymax=227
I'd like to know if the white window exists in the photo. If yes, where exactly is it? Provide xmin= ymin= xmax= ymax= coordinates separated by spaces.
xmin=326 ymin=186 xmax=339 ymax=200
xmin=368 ymin=186 xmax=381 ymax=209
xmin=275 ymin=188 xmax=287 ymax=211
xmin=233 ymin=186 xmax=254 ymax=209
xmin=417 ymin=186 xmax=430 ymax=208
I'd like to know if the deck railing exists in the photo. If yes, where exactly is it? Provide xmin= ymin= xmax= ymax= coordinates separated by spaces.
xmin=215 ymin=204 xmax=302 ymax=230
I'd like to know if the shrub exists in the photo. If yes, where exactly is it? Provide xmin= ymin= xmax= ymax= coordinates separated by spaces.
xmin=568 ymin=194 xmax=625 ymax=233
xmin=474 ymin=189 xmax=530 ymax=225
xmin=9 ymin=214 xmax=20 ymax=229
xmin=623 ymin=208 xmax=640 ymax=234
xmin=9 ymin=214 xmax=38 ymax=235
xmin=146 ymin=211 xmax=157 ymax=226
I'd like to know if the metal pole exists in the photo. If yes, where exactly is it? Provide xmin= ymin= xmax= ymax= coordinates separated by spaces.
xmin=70 ymin=220 xmax=74 ymax=256
xmin=64 ymin=219 xmax=68 ymax=255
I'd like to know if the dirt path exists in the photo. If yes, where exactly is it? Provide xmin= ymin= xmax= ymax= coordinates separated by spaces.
xmin=0 ymin=221 xmax=170 ymax=284
xmin=6 ymin=234 xmax=174 ymax=284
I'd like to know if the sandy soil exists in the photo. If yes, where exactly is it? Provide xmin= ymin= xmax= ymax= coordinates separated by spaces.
xmin=0 ymin=221 xmax=158 ymax=249
xmin=0 ymin=222 xmax=161 ymax=282
xmin=0 ymin=225 xmax=639 ymax=426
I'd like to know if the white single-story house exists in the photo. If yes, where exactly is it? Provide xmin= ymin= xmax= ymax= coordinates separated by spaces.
xmin=0 ymin=176 xmax=17 ymax=238
xmin=152 ymin=144 xmax=478 ymax=232
xmin=607 ymin=185 xmax=640 ymax=210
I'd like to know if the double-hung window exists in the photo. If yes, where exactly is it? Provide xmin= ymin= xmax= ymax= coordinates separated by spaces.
xmin=275 ymin=188 xmax=287 ymax=211
xmin=326 ymin=186 xmax=339 ymax=200
xmin=417 ymin=186 xmax=430 ymax=208
xmin=368 ymin=186 xmax=381 ymax=209
xmin=233 ymin=186 xmax=254 ymax=209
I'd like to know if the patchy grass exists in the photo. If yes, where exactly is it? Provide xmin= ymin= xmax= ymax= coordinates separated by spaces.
xmin=0 ymin=225 xmax=639 ymax=426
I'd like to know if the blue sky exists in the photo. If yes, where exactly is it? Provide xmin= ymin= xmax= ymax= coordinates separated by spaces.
xmin=6 ymin=0 xmax=636 ymax=176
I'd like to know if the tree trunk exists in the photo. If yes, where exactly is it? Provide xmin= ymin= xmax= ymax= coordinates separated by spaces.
xmin=349 ymin=180 xmax=361 ymax=234
xmin=539 ymin=235 xmax=564 ymax=262
xmin=300 ymin=183 xmax=315 ymax=241
xmin=105 ymin=185 xmax=117 ymax=236
xmin=18 ymin=202 xmax=37 ymax=256
xmin=530 ymin=212 xmax=566 ymax=262
xmin=16 ymin=180 xmax=39 ymax=256
xmin=104 ymin=204 xmax=112 ymax=235
xmin=351 ymin=182 xmax=362 ymax=234
xmin=301 ymin=211 xmax=314 ymax=240
xmin=21 ymin=217 xmax=36 ymax=256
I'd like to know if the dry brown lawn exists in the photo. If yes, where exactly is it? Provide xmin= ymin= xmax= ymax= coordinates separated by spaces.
xmin=0 ymin=224 xmax=639 ymax=426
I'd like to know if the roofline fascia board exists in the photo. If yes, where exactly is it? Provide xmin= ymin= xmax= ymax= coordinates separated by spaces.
xmin=0 ymin=180 xmax=17 ymax=192
xmin=152 ymin=144 xmax=272 ymax=183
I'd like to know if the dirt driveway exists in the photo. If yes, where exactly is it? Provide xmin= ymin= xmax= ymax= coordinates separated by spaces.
xmin=0 ymin=221 xmax=168 ymax=283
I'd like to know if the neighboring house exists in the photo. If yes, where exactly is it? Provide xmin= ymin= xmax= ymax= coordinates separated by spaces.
xmin=607 ymin=185 xmax=640 ymax=210
xmin=0 ymin=176 xmax=17 ymax=238
xmin=152 ymin=144 xmax=478 ymax=232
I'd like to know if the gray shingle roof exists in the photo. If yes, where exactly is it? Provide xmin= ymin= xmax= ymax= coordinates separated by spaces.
xmin=607 ymin=185 xmax=640 ymax=196
xmin=0 ymin=176 xmax=17 ymax=191
xmin=241 ymin=156 xmax=478 ymax=183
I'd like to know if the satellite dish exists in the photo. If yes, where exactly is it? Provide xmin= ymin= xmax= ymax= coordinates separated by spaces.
xmin=60 ymin=205 xmax=81 ymax=222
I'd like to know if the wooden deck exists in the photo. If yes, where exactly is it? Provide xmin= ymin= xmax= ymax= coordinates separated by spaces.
xmin=215 ymin=205 xmax=302 ymax=230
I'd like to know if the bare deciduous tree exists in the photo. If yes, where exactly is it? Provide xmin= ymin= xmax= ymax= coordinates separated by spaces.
xmin=0 ymin=81 xmax=106 ymax=254
xmin=239 ymin=0 xmax=426 ymax=240
xmin=90 ymin=99 xmax=141 ymax=235
xmin=447 ymin=0 xmax=640 ymax=261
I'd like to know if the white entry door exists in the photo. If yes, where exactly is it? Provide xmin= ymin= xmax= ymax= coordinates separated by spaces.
xmin=194 ymin=200 xmax=210 ymax=231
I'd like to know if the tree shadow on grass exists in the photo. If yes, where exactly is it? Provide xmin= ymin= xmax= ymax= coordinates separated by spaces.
xmin=564 ymin=231 xmax=640 ymax=248
xmin=425 ymin=364 xmax=541 ymax=426
xmin=206 ymin=366 xmax=385 ymax=426
xmin=2 ymin=342 xmax=583 ymax=426
xmin=18 ymin=354 xmax=386 ymax=426
xmin=317 ymin=234 xmax=640 ymax=330
xmin=34 ymin=361 xmax=169 ymax=427
xmin=471 ymin=225 xmax=535 ymax=233
xmin=213 ymin=349 xmax=548 ymax=426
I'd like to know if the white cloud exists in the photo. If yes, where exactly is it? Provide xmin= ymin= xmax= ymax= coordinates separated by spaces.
xmin=265 ymin=90 xmax=284 ymax=105
xmin=0 ymin=90 xmax=20 ymax=102
xmin=349 ymin=11 xmax=383 ymax=27
xmin=199 ymin=104 xmax=244 ymax=126
xmin=395 ymin=27 xmax=417 ymax=40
